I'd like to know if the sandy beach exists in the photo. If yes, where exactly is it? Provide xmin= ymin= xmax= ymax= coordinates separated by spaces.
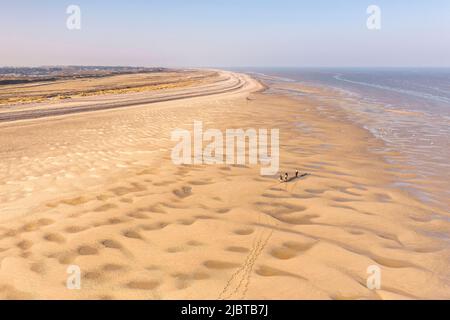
xmin=0 ymin=70 xmax=449 ymax=299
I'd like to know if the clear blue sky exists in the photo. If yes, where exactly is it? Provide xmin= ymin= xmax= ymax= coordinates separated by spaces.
xmin=1 ymin=0 xmax=449 ymax=67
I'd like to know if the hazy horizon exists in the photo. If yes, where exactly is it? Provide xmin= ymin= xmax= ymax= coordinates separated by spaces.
xmin=1 ymin=0 xmax=450 ymax=68
xmin=3 ymin=65 xmax=450 ymax=69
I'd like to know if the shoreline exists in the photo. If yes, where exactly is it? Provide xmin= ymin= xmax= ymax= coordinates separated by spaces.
xmin=0 ymin=71 xmax=449 ymax=299
xmin=247 ymin=70 xmax=450 ymax=213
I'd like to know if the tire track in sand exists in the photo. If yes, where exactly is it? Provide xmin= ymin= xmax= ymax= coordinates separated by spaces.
xmin=218 ymin=212 xmax=275 ymax=300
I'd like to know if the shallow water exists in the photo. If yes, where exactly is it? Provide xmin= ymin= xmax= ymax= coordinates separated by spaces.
xmin=234 ymin=67 xmax=450 ymax=211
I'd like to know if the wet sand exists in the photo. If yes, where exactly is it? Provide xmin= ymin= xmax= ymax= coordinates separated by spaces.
xmin=0 ymin=71 xmax=449 ymax=299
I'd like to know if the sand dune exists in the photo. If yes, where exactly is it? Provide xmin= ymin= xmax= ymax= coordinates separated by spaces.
xmin=0 ymin=70 xmax=244 ymax=122
xmin=0 ymin=71 xmax=449 ymax=299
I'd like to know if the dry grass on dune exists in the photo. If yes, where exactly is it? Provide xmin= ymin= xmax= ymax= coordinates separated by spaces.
xmin=0 ymin=70 xmax=217 ymax=106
